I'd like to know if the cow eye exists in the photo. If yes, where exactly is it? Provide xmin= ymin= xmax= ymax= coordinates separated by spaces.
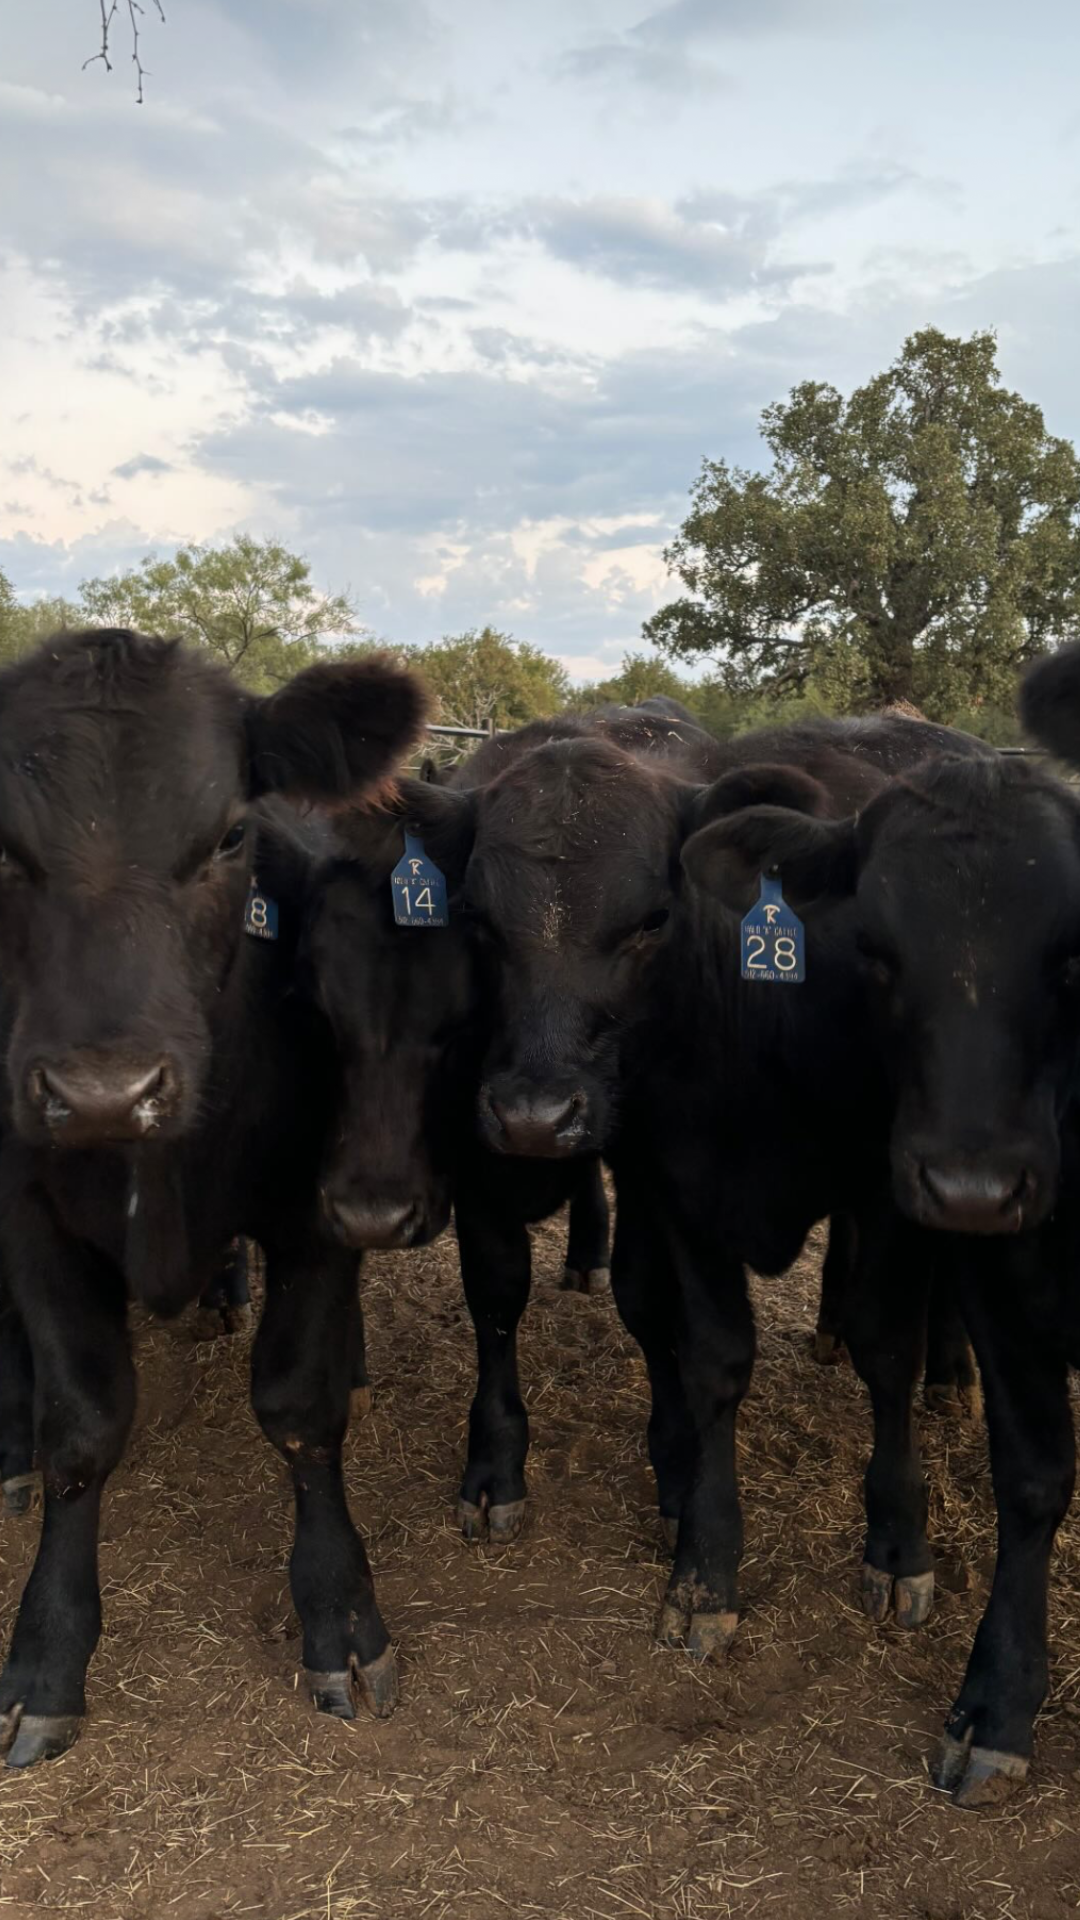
xmin=215 ymin=821 xmax=247 ymax=859
xmin=640 ymin=908 xmax=670 ymax=935
xmin=856 ymin=935 xmax=895 ymax=985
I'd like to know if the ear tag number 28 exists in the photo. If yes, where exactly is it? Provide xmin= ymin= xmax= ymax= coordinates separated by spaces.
xmin=391 ymin=831 xmax=449 ymax=928
xmin=740 ymin=873 xmax=805 ymax=984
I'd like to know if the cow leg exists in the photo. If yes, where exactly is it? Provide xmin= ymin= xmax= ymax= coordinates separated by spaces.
xmin=0 ymin=1222 xmax=133 ymax=1769
xmin=924 ymin=1280 xmax=981 ymax=1420
xmin=0 ymin=1280 xmax=36 ymax=1516
xmin=455 ymin=1198 xmax=531 ymax=1546
xmin=844 ymin=1216 xmax=934 ymax=1630
xmin=251 ymin=1233 xmax=396 ymax=1723
xmin=194 ymin=1236 xmax=252 ymax=1339
xmin=931 ymin=1280 xmax=1073 ymax=1809
xmin=561 ymin=1158 xmax=611 ymax=1294
xmin=814 ymin=1212 xmax=856 ymax=1364
xmin=655 ymin=1227 xmax=754 ymax=1661
xmin=349 ymin=1272 xmax=372 ymax=1421
xmin=609 ymin=1179 xmax=692 ymax=1554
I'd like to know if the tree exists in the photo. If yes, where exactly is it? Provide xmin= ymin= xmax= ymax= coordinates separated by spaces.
xmin=0 ymin=570 xmax=81 ymax=667
xmin=411 ymin=628 xmax=570 ymax=734
xmin=645 ymin=329 xmax=1080 ymax=718
xmin=570 ymin=652 xmax=697 ymax=712
xmin=78 ymin=536 xmax=363 ymax=693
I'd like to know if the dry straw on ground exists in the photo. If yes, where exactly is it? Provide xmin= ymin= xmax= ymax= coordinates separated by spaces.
xmin=2 ymin=1214 xmax=1080 ymax=1919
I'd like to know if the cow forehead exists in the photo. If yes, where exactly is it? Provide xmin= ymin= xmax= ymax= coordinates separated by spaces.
xmin=862 ymin=779 xmax=1080 ymax=947
xmin=0 ymin=673 xmax=245 ymax=862
xmin=475 ymin=743 xmax=678 ymax=861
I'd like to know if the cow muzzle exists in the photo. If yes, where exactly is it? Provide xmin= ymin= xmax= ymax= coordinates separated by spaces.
xmin=26 ymin=1054 xmax=181 ymax=1148
xmin=478 ymin=1082 xmax=592 ymax=1158
xmin=323 ymin=1190 xmax=441 ymax=1251
xmin=898 ymin=1148 xmax=1045 ymax=1235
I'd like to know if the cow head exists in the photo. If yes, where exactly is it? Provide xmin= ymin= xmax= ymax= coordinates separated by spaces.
xmin=0 ymin=629 xmax=424 ymax=1151
xmin=302 ymin=791 xmax=480 ymax=1249
xmin=356 ymin=740 xmax=690 ymax=1158
xmin=682 ymin=687 xmax=1080 ymax=1236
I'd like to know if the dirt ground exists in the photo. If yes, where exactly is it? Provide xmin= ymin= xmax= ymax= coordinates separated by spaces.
xmin=2 ymin=1215 xmax=1080 ymax=1920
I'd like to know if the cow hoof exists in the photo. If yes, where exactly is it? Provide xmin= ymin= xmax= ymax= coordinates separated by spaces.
xmin=932 ymin=1732 xmax=1027 ymax=1809
xmin=894 ymin=1571 xmax=935 ymax=1629
xmin=656 ymin=1595 xmax=737 ymax=1661
xmin=812 ymin=1330 xmax=843 ymax=1365
xmin=660 ymin=1514 xmax=679 ymax=1554
xmin=222 ymin=1302 xmax=254 ymax=1335
xmin=306 ymin=1647 xmax=399 ymax=1722
xmin=488 ymin=1500 xmax=526 ymax=1544
xmin=458 ymin=1496 xmax=525 ymax=1545
xmin=561 ymin=1266 xmax=609 ymax=1295
xmin=350 ymin=1385 xmax=373 ymax=1422
xmin=1 ymin=1706 xmax=82 ymax=1769
xmin=924 ymin=1380 xmax=984 ymax=1422
xmin=2 ymin=1473 xmax=40 ymax=1517
xmin=860 ymin=1563 xmax=934 ymax=1628
xmin=459 ymin=1497 xmax=488 ymax=1543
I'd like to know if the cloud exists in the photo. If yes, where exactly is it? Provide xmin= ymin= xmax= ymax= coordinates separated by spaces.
xmin=112 ymin=453 xmax=174 ymax=479
xmin=521 ymin=193 xmax=817 ymax=296
xmin=556 ymin=37 xmax=730 ymax=97
xmin=633 ymin=0 xmax=858 ymax=41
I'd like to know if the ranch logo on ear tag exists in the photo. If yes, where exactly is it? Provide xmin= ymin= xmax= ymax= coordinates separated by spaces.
xmin=391 ymin=831 xmax=449 ymax=928
xmin=244 ymin=877 xmax=279 ymax=942
xmin=740 ymin=873 xmax=805 ymax=984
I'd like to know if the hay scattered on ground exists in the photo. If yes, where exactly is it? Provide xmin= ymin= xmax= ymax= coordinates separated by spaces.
xmin=2 ymin=1215 xmax=1079 ymax=1919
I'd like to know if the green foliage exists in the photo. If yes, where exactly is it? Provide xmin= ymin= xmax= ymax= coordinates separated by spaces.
xmin=0 ymin=570 xmax=81 ymax=667
xmin=410 ymin=627 xmax=571 ymax=733
xmin=77 ymin=536 xmax=363 ymax=693
xmin=645 ymin=328 xmax=1080 ymax=717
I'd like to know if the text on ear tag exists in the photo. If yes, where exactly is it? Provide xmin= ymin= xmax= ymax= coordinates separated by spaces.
xmin=244 ymin=877 xmax=279 ymax=941
xmin=391 ymin=831 xmax=449 ymax=928
xmin=740 ymin=874 xmax=804 ymax=984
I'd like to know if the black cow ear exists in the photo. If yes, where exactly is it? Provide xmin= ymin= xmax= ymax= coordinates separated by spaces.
xmin=419 ymin=756 xmax=442 ymax=785
xmin=247 ymin=655 xmax=427 ymax=802
xmin=682 ymin=805 xmax=858 ymax=912
xmin=335 ymin=777 xmax=477 ymax=885
xmin=687 ymin=762 xmax=833 ymax=833
xmin=1020 ymin=644 xmax=1080 ymax=765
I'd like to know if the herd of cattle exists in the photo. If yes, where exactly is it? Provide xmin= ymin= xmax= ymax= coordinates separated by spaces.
xmin=1 ymin=626 xmax=1080 ymax=1814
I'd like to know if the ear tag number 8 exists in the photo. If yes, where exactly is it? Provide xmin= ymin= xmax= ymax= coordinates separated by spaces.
xmin=244 ymin=876 xmax=279 ymax=941
xmin=740 ymin=873 xmax=805 ymax=984
xmin=391 ymin=831 xmax=449 ymax=928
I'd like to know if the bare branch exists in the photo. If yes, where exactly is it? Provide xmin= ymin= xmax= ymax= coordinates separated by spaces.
xmin=82 ymin=0 xmax=118 ymax=77
xmin=84 ymin=0 xmax=166 ymax=103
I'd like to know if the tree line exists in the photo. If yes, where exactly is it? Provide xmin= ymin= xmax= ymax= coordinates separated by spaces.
xmin=5 ymin=329 xmax=1078 ymax=747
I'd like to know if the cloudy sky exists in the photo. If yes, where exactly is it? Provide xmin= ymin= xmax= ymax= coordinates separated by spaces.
xmin=2 ymin=1 xmax=1079 ymax=680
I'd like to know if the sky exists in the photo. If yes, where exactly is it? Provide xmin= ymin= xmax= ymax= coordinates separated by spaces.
xmin=1 ymin=1 xmax=1079 ymax=682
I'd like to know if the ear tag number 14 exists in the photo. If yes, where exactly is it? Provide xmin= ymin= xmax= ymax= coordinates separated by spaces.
xmin=741 ymin=873 xmax=805 ymax=984
xmin=391 ymin=831 xmax=449 ymax=928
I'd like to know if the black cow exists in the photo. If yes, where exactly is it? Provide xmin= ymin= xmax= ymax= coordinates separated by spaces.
xmin=0 ymin=628 xmax=423 ymax=1768
xmin=368 ymin=709 xmax=991 ymax=1655
xmin=302 ymin=732 xmax=615 ymax=1546
xmin=677 ymin=653 xmax=1080 ymax=1805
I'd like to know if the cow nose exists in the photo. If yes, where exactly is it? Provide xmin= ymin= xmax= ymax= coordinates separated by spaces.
xmin=917 ymin=1160 xmax=1035 ymax=1235
xmin=481 ymin=1088 xmax=589 ymax=1158
xmin=326 ymin=1195 xmax=422 ymax=1250
xmin=28 ymin=1058 xmax=178 ymax=1144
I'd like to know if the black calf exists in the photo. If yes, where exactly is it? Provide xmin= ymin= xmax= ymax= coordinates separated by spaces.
xmin=0 ymin=629 xmax=423 ymax=1767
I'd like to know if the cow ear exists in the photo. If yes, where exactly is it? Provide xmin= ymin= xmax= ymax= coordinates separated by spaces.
xmin=246 ymin=655 xmax=427 ymax=802
xmin=1020 ymin=643 xmax=1080 ymax=765
xmin=335 ymin=777 xmax=477 ymax=885
xmin=683 ymin=805 xmax=858 ymax=912
xmin=419 ymin=755 xmax=442 ymax=784
xmin=687 ymin=762 xmax=833 ymax=832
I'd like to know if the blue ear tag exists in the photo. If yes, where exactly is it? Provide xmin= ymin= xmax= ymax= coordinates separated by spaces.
xmin=740 ymin=873 xmax=805 ymax=984
xmin=391 ymin=831 xmax=449 ymax=928
xmin=244 ymin=876 xmax=279 ymax=942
